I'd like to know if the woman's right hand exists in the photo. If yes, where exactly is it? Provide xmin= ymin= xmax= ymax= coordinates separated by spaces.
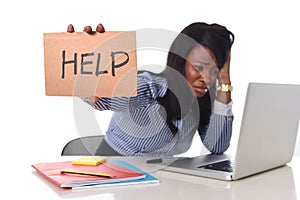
xmin=67 ymin=23 xmax=105 ymax=104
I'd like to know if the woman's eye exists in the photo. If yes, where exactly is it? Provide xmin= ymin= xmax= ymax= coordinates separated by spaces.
xmin=194 ymin=65 xmax=204 ymax=71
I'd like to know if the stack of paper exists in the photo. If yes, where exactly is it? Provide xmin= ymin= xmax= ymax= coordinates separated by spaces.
xmin=32 ymin=160 xmax=159 ymax=189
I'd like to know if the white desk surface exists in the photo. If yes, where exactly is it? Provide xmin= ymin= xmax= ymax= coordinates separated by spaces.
xmin=3 ymin=156 xmax=300 ymax=200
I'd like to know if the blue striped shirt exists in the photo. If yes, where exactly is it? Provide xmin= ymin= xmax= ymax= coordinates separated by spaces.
xmin=84 ymin=71 xmax=233 ymax=156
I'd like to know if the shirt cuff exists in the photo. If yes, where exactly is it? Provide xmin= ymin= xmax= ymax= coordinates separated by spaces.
xmin=213 ymin=100 xmax=233 ymax=116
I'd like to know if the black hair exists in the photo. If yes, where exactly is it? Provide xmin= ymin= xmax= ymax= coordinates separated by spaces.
xmin=157 ymin=22 xmax=235 ymax=134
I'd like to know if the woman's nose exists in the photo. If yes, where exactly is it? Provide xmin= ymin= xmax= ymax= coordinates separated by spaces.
xmin=199 ymin=71 xmax=211 ymax=84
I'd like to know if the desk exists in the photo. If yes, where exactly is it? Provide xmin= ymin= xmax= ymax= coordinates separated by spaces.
xmin=6 ymin=156 xmax=300 ymax=200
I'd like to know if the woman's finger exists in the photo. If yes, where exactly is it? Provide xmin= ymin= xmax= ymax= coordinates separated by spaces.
xmin=96 ymin=23 xmax=105 ymax=33
xmin=67 ymin=24 xmax=75 ymax=33
xmin=83 ymin=26 xmax=93 ymax=34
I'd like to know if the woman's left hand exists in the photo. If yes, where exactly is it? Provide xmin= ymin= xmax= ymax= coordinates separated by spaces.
xmin=219 ymin=51 xmax=231 ymax=85
xmin=216 ymin=51 xmax=232 ymax=104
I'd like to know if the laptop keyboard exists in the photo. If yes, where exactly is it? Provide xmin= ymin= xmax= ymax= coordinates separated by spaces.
xmin=198 ymin=160 xmax=234 ymax=172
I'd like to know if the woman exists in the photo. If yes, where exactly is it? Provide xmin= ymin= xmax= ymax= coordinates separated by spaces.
xmin=68 ymin=22 xmax=234 ymax=156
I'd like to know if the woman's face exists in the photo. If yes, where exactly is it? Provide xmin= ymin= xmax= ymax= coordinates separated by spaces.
xmin=184 ymin=44 xmax=219 ymax=98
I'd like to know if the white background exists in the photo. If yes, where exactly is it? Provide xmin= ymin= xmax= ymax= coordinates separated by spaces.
xmin=0 ymin=0 xmax=300 ymax=197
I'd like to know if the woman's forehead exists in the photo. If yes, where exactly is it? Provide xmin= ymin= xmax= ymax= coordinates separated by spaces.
xmin=187 ymin=44 xmax=216 ymax=64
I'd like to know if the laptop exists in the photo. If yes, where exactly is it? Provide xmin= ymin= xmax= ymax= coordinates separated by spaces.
xmin=162 ymin=82 xmax=300 ymax=180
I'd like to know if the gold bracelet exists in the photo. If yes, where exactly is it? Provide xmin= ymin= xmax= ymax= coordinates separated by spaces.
xmin=216 ymin=84 xmax=233 ymax=92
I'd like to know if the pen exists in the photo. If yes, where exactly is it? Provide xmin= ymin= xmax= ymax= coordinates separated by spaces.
xmin=60 ymin=169 xmax=115 ymax=178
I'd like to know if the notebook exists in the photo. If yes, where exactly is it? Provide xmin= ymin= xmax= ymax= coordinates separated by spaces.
xmin=163 ymin=82 xmax=300 ymax=180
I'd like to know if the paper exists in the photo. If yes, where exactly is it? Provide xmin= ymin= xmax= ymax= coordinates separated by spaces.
xmin=44 ymin=31 xmax=137 ymax=97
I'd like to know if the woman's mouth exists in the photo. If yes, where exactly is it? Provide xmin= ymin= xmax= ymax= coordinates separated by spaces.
xmin=193 ymin=86 xmax=208 ymax=94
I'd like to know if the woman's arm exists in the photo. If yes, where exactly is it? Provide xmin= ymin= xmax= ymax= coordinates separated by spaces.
xmin=201 ymin=49 xmax=233 ymax=154
xmin=199 ymin=101 xmax=233 ymax=154
xmin=84 ymin=72 xmax=168 ymax=112
xmin=200 ymin=114 xmax=233 ymax=154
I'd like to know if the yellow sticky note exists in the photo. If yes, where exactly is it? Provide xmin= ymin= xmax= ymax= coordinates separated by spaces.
xmin=72 ymin=156 xmax=106 ymax=166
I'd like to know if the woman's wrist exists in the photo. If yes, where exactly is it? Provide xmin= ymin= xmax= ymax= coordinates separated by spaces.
xmin=216 ymin=74 xmax=232 ymax=104
xmin=216 ymin=84 xmax=233 ymax=92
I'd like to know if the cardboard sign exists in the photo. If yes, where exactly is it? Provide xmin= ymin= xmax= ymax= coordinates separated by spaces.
xmin=44 ymin=31 xmax=137 ymax=97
